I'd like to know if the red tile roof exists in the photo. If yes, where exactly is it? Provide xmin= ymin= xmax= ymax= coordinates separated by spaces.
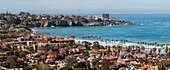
xmin=52 ymin=37 xmax=64 ymax=41
xmin=115 ymin=61 xmax=126 ymax=65
xmin=138 ymin=65 xmax=151 ymax=69
xmin=64 ymin=39 xmax=75 ymax=41
xmin=120 ymin=67 xmax=128 ymax=70
xmin=28 ymin=35 xmax=75 ymax=42
xmin=92 ymin=51 xmax=100 ymax=54
xmin=47 ymin=54 xmax=56 ymax=58
xmin=102 ymin=56 xmax=117 ymax=59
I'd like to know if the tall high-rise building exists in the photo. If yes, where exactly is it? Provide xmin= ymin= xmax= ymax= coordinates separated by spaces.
xmin=101 ymin=13 xmax=109 ymax=20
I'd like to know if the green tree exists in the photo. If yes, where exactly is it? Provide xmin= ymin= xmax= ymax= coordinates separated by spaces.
xmin=5 ymin=55 xmax=18 ymax=68
xmin=101 ymin=59 xmax=113 ymax=70
xmin=19 ymin=12 xmax=25 ymax=15
xmin=23 ymin=67 xmax=32 ymax=70
xmin=26 ymin=12 xmax=30 ymax=16
xmin=74 ymin=62 xmax=86 ymax=68
xmin=112 ymin=63 xmax=119 ymax=70
xmin=85 ymin=61 xmax=90 ymax=70
xmin=38 ymin=63 xmax=50 ymax=70
xmin=65 ymin=57 xmax=73 ymax=69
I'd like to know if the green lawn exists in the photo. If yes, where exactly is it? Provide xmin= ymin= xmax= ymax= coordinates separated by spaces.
xmin=99 ymin=49 xmax=108 ymax=52
xmin=74 ymin=68 xmax=85 ymax=70
xmin=78 ymin=46 xmax=86 ymax=50
xmin=78 ymin=46 xmax=112 ymax=52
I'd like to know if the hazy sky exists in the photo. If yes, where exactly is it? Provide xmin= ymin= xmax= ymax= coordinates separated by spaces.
xmin=0 ymin=0 xmax=170 ymax=14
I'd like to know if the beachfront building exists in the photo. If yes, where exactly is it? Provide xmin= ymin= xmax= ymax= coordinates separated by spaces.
xmin=101 ymin=13 xmax=109 ymax=20
xmin=0 ymin=20 xmax=6 ymax=25
xmin=34 ymin=35 xmax=75 ymax=44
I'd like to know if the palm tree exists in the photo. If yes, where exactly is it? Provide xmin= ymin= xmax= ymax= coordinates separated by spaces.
xmin=132 ymin=45 xmax=135 ymax=50
xmin=149 ymin=49 xmax=152 ymax=55
xmin=126 ymin=46 xmax=131 ymax=53
xmin=112 ymin=46 xmax=116 ymax=49
xmin=165 ymin=46 xmax=168 ymax=53
xmin=71 ymin=35 xmax=75 ymax=39
xmin=153 ymin=53 xmax=157 ymax=58
xmin=120 ymin=46 xmax=123 ymax=51
xmin=99 ymin=37 xmax=101 ymax=39
xmin=153 ymin=48 xmax=157 ymax=53
xmin=137 ymin=48 xmax=140 ymax=53
xmin=138 ymin=57 xmax=144 ymax=65
xmin=158 ymin=48 xmax=161 ymax=54
xmin=107 ymin=46 xmax=111 ymax=54
xmin=141 ymin=46 xmax=145 ymax=52
xmin=78 ymin=41 xmax=80 ymax=44
xmin=136 ymin=46 xmax=138 ymax=50
xmin=145 ymin=54 xmax=148 ymax=58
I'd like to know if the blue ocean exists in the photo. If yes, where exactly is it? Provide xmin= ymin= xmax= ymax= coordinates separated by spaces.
xmin=31 ymin=14 xmax=170 ymax=45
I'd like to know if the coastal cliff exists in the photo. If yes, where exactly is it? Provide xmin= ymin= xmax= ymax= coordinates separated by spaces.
xmin=22 ymin=20 xmax=138 ymax=27
xmin=1 ymin=12 xmax=139 ymax=28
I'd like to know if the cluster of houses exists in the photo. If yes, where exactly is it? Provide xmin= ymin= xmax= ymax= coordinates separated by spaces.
xmin=0 ymin=32 xmax=169 ymax=70
xmin=1 ymin=32 xmax=168 ymax=70
xmin=0 ymin=12 xmax=169 ymax=70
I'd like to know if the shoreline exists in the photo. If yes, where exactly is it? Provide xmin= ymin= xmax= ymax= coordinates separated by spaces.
xmin=30 ymin=27 xmax=170 ymax=46
xmin=75 ymin=39 xmax=168 ymax=53
xmin=29 ymin=24 xmax=142 ymax=28
xmin=31 ymin=28 xmax=169 ymax=53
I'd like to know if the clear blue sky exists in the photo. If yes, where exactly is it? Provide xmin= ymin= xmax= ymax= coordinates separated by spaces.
xmin=0 ymin=0 xmax=170 ymax=14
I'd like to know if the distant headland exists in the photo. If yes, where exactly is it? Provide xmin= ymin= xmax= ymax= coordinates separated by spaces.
xmin=0 ymin=12 xmax=139 ymax=28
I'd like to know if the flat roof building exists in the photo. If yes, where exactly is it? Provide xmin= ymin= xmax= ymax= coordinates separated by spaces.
xmin=101 ymin=13 xmax=109 ymax=20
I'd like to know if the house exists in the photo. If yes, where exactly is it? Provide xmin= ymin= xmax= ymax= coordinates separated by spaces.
xmin=77 ymin=56 xmax=86 ymax=63
xmin=46 ymin=53 xmax=57 ymax=63
xmin=0 ymin=30 xmax=8 ymax=33
xmin=8 ymin=68 xmax=23 ymax=70
xmin=119 ymin=67 xmax=129 ymax=70
xmin=51 ymin=37 xmax=75 ymax=43
xmin=101 ymin=56 xmax=117 ymax=63
xmin=115 ymin=61 xmax=126 ymax=65
xmin=88 ymin=54 xmax=101 ymax=61
xmin=101 ymin=56 xmax=117 ymax=60
xmin=92 ymin=51 xmax=100 ymax=54
xmin=101 ymin=13 xmax=109 ymax=20
xmin=17 ymin=37 xmax=34 ymax=42
xmin=0 ymin=20 xmax=6 ymax=25
xmin=47 ymin=54 xmax=56 ymax=59
xmin=138 ymin=65 xmax=151 ymax=70
xmin=71 ymin=48 xmax=80 ymax=54
xmin=27 ymin=53 xmax=40 ymax=58
xmin=0 ymin=49 xmax=7 ymax=55
xmin=17 ymin=37 xmax=36 ymax=46
xmin=29 ymin=35 xmax=75 ymax=44
xmin=10 ymin=44 xmax=27 ymax=51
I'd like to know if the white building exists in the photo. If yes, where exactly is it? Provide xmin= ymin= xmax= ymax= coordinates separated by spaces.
xmin=101 ymin=13 xmax=109 ymax=20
